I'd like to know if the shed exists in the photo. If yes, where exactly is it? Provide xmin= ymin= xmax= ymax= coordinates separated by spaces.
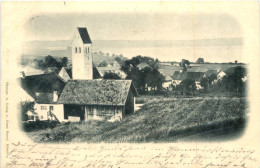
xmin=58 ymin=80 xmax=138 ymax=121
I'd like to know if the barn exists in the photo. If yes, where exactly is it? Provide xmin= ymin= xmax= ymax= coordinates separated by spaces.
xmin=58 ymin=79 xmax=138 ymax=121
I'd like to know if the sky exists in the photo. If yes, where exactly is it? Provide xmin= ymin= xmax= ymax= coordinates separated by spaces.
xmin=22 ymin=12 xmax=244 ymax=63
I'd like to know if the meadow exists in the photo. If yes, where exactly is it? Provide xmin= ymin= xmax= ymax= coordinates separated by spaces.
xmin=25 ymin=97 xmax=247 ymax=143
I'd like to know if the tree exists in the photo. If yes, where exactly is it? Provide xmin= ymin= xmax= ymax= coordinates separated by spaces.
xmin=180 ymin=79 xmax=196 ymax=95
xmin=45 ymin=55 xmax=59 ymax=67
xmin=103 ymin=72 xmax=121 ymax=79
xmin=200 ymin=77 xmax=209 ymax=92
xmin=143 ymin=67 xmax=164 ymax=91
xmin=208 ymin=73 xmax=217 ymax=84
xmin=227 ymin=66 xmax=246 ymax=94
xmin=121 ymin=55 xmax=164 ymax=94
xmin=20 ymin=101 xmax=35 ymax=121
xmin=196 ymin=58 xmax=204 ymax=64
xmin=61 ymin=57 xmax=68 ymax=67
xmin=179 ymin=59 xmax=190 ymax=72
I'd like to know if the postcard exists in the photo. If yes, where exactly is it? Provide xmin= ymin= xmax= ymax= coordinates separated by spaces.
xmin=1 ymin=1 xmax=260 ymax=168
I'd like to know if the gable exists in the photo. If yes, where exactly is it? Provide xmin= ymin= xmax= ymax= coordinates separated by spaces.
xmin=58 ymin=67 xmax=71 ymax=82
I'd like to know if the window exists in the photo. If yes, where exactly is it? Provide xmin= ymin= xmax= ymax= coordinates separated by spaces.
xmin=79 ymin=47 xmax=81 ymax=53
xmin=28 ymin=116 xmax=34 ymax=120
xmin=75 ymin=47 xmax=77 ymax=53
xmin=88 ymin=107 xmax=94 ymax=115
xmin=41 ymin=106 xmax=47 ymax=110
xmin=41 ymin=115 xmax=43 ymax=119
xmin=49 ymin=106 xmax=54 ymax=111
xmin=88 ymin=47 xmax=90 ymax=53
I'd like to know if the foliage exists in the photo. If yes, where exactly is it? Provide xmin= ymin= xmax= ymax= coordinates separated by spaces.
xmin=213 ymin=66 xmax=247 ymax=96
xmin=180 ymin=79 xmax=196 ymax=95
xmin=60 ymin=57 xmax=68 ymax=67
xmin=121 ymin=55 xmax=163 ymax=94
xmin=200 ymin=77 xmax=209 ymax=91
xmin=179 ymin=59 xmax=190 ymax=72
xmin=143 ymin=67 xmax=164 ymax=90
xmin=208 ymin=73 xmax=217 ymax=84
xmin=20 ymin=101 xmax=35 ymax=121
xmin=33 ymin=55 xmax=68 ymax=70
xmin=103 ymin=72 xmax=121 ymax=80
xmin=196 ymin=58 xmax=204 ymax=64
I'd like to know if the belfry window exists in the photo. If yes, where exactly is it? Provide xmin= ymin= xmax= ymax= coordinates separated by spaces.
xmin=88 ymin=47 xmax=90 ymax=53
xmin=79 ymin=47 xmax=81 ymax=53
xmin=75 ymin=47 xmax=77 ymax=53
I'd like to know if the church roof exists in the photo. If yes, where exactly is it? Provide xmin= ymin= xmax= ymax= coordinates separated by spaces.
xmin=77 ymin=27 xmax=92 ymax=44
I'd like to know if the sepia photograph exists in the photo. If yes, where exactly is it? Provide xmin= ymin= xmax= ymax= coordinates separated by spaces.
xmin=18 ymin=12 xmax=247 ymax=143
xmin=1 ymin=2 xmax=260 ymax=168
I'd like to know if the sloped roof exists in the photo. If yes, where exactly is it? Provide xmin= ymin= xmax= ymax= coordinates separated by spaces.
xmin=172 ymin=71 xmax=180 ymax=80
xmin=58 ymin=80 xmax=137 ymax=106
xmin=77 ymin=27 xmax=92 ymax=44
xmin=187 ymin=66 xmax=208 ymax=73
xmin=35 ymin=92 xmax=55 ymax=104
xmin=172 ymin=71 xmax=204 ymax=82
xmin=165 ymin=75 xmax=173 ymax=81
xmin=18 ymin=72 xmax=66 ymax=97
xmin=205 ymin=70 xmax=217 ymax=77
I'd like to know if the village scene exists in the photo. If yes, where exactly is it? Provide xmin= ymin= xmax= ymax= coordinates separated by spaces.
xmin=18 ymin=14 xmax=248 ymax=142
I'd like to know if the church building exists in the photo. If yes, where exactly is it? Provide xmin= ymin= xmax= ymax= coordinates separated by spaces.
xmin=72 ymin=27 xmax=93 ymax=80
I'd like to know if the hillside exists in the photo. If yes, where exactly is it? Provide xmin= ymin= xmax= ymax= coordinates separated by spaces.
xmin=26 ymin=97 xmax=247 ymax=143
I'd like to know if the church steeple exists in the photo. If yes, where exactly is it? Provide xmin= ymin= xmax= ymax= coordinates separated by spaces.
xmin=71 ymin=27 xmax=93 ymax=80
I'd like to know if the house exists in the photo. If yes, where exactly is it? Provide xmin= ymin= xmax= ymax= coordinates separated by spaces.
xmin=162 ymin=75 xmax=173 ymax=90
xmin=18 ymin=72 xmax=66 ymax=122
xmin=216 ymin=71 xmax=226 ymax=80
xmin=34 ymin=92 xmax=64 ymax=122
xmin=97 ymin=66 xmax=127 ymax=79
xmin=172 ymin=71 xmax=205 ymax=85
xmin=58 ymin=80 xmax=138 ymax=121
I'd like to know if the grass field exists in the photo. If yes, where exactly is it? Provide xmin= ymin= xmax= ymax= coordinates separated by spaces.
xmin=25 ymin=97 xmax=248 ymax=143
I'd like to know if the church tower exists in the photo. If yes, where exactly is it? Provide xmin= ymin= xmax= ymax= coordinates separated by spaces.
xmin=71 ymin=27 xmax=93 ymax=80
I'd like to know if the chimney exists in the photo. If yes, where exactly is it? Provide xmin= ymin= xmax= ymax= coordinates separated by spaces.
xmin=53 ymin=91 xmax=58 ymax=102
xmin=20 ymin=71 xmax=25 ymax=78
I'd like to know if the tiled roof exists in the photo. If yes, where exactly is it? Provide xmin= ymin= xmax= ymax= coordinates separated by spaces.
xmin=78 ymin=27 xmax=92 ymax=44
xmin=58 ymin=80 xmax=137 ymax=106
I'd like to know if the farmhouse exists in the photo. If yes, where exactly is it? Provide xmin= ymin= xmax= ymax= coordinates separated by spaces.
xmin=58 ymin=80 xmax=137 ymax=121
xmin=18 ymin=72 xmax=66 ymax=122
xmin=172 ymin=71 xmax=205 ymax=85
